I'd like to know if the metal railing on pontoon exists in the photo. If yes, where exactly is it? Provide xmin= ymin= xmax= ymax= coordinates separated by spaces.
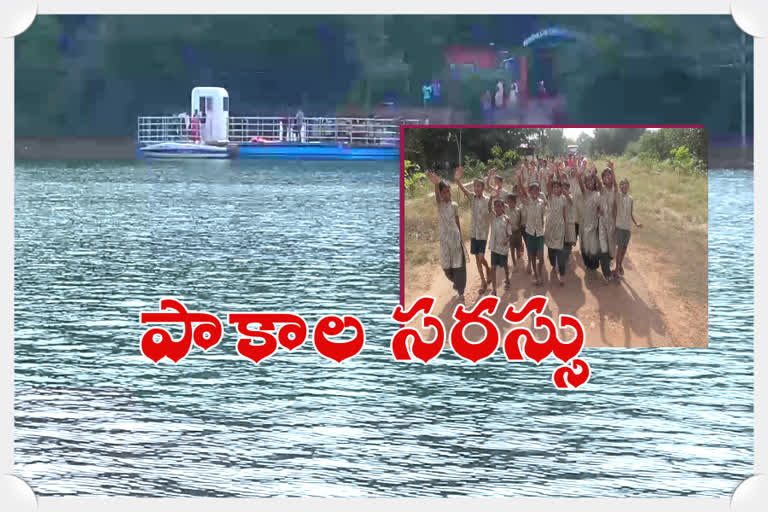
xmin=136 ymin=116 xmax=423 ymax=146
xmin=137 ymin=116 xmax=195 ymax=144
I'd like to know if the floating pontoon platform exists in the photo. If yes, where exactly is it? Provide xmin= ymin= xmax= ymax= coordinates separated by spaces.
xmin=137 ymin=88 xmax=421 ymax=160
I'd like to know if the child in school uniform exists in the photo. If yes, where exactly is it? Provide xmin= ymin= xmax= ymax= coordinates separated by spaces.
xmin=562 ymin=180 xmax=578 ymax=272
xmin=544 ymin=174 xmax=571 ymax=286
xmin=596 ymin=167 xmax=619 ymax=281
xmin=516 ymin=169 xmax=548 ymax=286
xmin=427 ymin=171 xmax=467 ymax=303
xmin=566 ymin=163 xmax=583 ymax=243
xmin=455 ymin=166 xmax=492 ymax=292
xmin=577 ymin=166 xmax=602 ymax=272
xmin=487 ymin=195 xmax=513 ymax=295
xmin=505 ymin=193 xmax=524 ymax=270
xmin=486 ymin=168 xmax=507 ymax=198
xmin=515 ymin=183 xmax=532 ymax=275
xmin=614 ymin=178 xmax=642 ymax=276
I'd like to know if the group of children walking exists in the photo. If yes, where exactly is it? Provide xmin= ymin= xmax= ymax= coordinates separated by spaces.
xmin=426 ymin=156 xmax=642 ymax=303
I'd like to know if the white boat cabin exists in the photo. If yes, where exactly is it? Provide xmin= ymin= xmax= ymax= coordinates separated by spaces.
xmin=191 ymin=87 xmax=229 ymax=144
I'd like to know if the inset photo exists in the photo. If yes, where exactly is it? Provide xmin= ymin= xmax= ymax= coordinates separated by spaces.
xmin=402 ymin=127 xmax=708 ymax=347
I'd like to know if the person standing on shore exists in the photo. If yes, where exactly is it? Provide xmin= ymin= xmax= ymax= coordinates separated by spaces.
xmin=494 ymin=80 xmax=505 ymax=110
xmin=428 ymin=171 xmax=467 ymax=304
xmin=537 ymin=80 xmax=548 ymax=98
xmin=422 ymin=82 xmax=433 ymax=108
xmin=455 ymin=166 xmax=492 ymax=293
xmin=507 ymin=80 xmax=519 ymax=107
xmin=481 ymin=90 xmax=492 ymax=122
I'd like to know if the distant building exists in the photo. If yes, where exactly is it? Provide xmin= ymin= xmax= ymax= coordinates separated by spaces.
xmin=444 ymin=46 xmax=498 ymax=78
xmin=518 ymin=143 xmax=535 ymax=156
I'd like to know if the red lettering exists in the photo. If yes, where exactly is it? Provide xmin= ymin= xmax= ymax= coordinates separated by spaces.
xmin=140 ymin=298 xmax=222 ymax=364
xmin=552 ymin=358 xmax=590 ymax=389
xmin=449 ymin=296 xmax=500 ymax=364
xmin=390 ymin=296 xmax=445 ymax=363
xmin=313 ymin=315 xmax=366 ymax=363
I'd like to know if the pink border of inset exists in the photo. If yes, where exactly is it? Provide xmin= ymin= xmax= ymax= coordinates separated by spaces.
xmin=399 ymin=124 xmax=705 ymax=306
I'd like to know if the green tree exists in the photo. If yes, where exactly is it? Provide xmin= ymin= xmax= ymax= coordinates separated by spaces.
xmin=576 ymin=131 xmax=593 ymax=155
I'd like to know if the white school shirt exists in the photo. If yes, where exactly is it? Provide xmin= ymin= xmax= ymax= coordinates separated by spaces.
xmin=616 ymin=193 xmax=634 ymax=231
xmin=545 ymin=195 xmax=567 ymax=250
xmin=438 ymin=201 xmax=464 ymax=269
xmin=488 ymin=214 xmax=512 ymax=255
xmin=523 ymin=196 xmax=547 ymax=237
xmin=506 ymin=205 xmax=522 ymax=231
xmin=469 ymin=193 xmax=491 ymax=241
xmin=567 ymin=173 xmax=584 ymax=223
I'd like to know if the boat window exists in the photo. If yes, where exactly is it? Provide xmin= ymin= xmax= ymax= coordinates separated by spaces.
xmin=206 ymin=97 xmax=213 ymax=111
xmin=199 ymin=97 xmax=205 ymax=114
xmin=223 ymin=97 xmax=229 ymax=112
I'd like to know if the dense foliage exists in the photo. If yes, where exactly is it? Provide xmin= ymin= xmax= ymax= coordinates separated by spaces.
xmin=404 ymin=127 xmax=530 ymax=173
xmin=403 ymin=159 xmax=426 ymax=196
xmin=16 ymin=15 xmax=751 ymax=137
xmin=625 ymin=128 xmax=708 ymax=174
xmin=407 ymin=127 xmax=708 ymax=177
xmin=590 ymin=128 xmax=646 ymax=156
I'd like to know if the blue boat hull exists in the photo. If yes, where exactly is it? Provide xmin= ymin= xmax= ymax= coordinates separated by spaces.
xmin=235 ymin=143 xmax=398 ymax=161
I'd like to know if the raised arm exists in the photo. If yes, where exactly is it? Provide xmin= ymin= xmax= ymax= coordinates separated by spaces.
xmin=490 ymin=181 xmax=503 ymax=213
xmin=594 ymin=167 xmax=603 ymax=192
xmin=427 ymin=171 xmax=441 ymax=206
xmin=454 ymin=167 xmax=471 ymax=200
xmin=546 ymin=168 xmax=554 ymax=197
xmin=485 ymin=167 xmax=498 ymax=191
xmin=576 ymin=167 xmax=587 ymax=195
xmin=516 ymin=167 xmax=529 ymax=201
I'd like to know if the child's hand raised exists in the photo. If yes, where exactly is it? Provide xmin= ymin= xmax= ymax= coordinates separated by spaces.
xmin=454 ymin=167 xmax=464 ymax=181
xmin=426 ymin=171 xmax=439 ymax=184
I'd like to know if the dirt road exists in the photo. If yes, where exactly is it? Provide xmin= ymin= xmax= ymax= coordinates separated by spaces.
xmin=404 ymin=243 xmax=707 ymax=348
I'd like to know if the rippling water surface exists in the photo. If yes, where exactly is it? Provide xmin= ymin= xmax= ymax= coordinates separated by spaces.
xmin=14 ymin=162 xmax=752 ymax=497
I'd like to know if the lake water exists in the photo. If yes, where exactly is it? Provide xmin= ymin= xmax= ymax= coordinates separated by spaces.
xmin=14 ymin=162 xmax=752 ymax=497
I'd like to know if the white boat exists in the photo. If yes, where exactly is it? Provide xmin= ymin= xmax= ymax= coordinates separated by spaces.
xmin=139 ymin=142 xmax=229 ymax=159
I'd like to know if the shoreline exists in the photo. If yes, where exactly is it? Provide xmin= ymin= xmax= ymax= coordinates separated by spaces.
xmin=16 ymin=137 xmax=136 ymax=160
xmin=14 ymin=136 xmax=754 ymax=169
